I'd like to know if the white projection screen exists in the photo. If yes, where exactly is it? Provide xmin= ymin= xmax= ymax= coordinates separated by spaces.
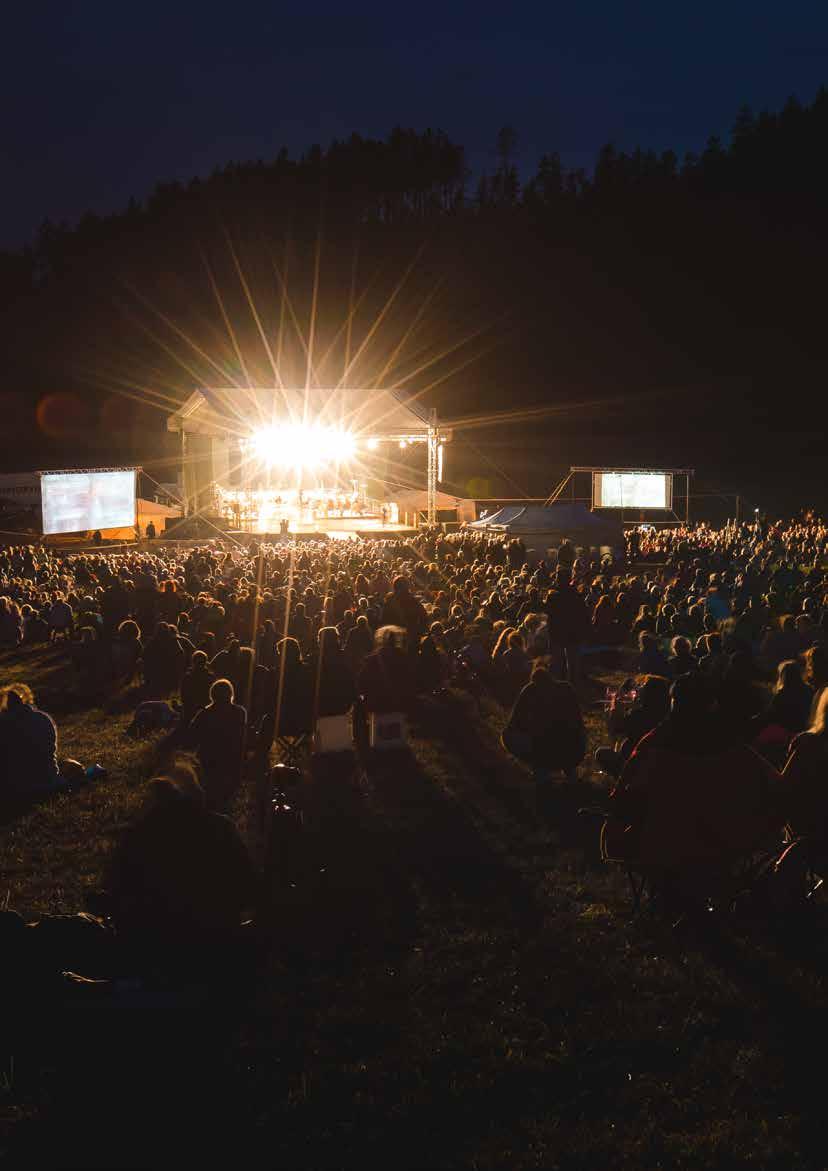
xmin=593 ymin=471 xmax=672 ymax=510
xmin=41 ymin=470 xmax=137 ymax=535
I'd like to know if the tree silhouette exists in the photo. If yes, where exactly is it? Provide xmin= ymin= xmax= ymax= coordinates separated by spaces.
xmin=2 ymin=94 xmax=828 ymax=511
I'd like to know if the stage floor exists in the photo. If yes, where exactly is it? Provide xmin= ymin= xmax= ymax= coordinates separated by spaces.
xmin=237 ymin=517 xmax=413 ymax=537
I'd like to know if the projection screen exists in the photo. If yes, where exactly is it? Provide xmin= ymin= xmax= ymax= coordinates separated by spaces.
xmin=593 ymin=471 xmax=672 ymax=510
xmin=41 ymin=470 xmax=137 ymax=535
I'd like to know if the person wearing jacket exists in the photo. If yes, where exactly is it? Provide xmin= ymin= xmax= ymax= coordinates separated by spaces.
xmin=105 ymin=760 xmax=258 ymax=971
xmin=501 ymin=665 xmax=586 ymax=781
xmin=313 ymin=626 xmax=358 ymax=718
xmin=179 ymin=650 xmax=214 ymax=725
xmin=544 ymin=567 xmax=591 ymax=685
xmin=358 ymin=627 xmax=414 ymax=715
xmin=380 ymin=577 xmax=428 ymax=652
xmin=188 ymin=678 xmax=247 ymax=809
xmin=605 ymin=673 xmax=786 ymax=874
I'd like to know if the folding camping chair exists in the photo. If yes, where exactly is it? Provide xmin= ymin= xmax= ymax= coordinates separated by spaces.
xmin=275 ymin=732 xmax=309 ymax=770
xmin=582 ymin=806 xmax=779 ymax=918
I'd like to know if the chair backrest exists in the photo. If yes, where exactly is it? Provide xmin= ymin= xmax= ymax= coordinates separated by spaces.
xmin=369 ymin=711 xmax=408 ymax=750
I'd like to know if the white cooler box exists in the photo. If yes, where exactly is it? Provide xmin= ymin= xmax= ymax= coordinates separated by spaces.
xmin=314 ymin=712 xmax=354 ymax=754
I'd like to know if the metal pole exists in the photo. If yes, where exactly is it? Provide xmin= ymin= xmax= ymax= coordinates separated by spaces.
xmin=181 ymin=431 xmax=188 ymax=517
xmin=427 ymin=408 xmax=438 ymax=526
xmin=544 ymin=470 xmax=573 ymax=506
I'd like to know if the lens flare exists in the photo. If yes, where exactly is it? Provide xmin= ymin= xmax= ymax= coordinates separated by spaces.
xmin=248 ymin=423 xmax=355 ymax=471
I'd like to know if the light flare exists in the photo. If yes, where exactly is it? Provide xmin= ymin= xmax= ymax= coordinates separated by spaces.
xmin=247 ymin=423 xmax=356 ymax=471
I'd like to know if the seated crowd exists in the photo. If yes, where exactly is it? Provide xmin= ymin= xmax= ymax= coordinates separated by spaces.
xmin=1 ymin=510 xmax=828 ymax=939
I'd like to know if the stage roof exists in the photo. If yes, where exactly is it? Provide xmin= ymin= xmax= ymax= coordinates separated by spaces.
xmin=167 ymin=386 xmax=432 ymax=439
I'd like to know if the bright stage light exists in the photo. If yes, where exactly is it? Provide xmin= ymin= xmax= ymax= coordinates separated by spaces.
xmin=367 ymin=438 xmax=379 ymax=451
xmin=248 ymin=423 xmax=355 ymax=470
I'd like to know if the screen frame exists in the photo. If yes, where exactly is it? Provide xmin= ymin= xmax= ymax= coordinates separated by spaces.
xmin=592 ymin=470 xmax=673 ymax=511
xmin=39 ymin=468 xmax=138 ymax=535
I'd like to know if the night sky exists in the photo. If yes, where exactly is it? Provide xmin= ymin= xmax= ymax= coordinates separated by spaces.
xmin=6 ymin=1 xmax=828 ymax=249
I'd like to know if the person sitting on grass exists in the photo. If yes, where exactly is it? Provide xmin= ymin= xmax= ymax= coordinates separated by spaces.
xmin=753 ymin=659 xmax=814 ymax=766
xmin=667 ymin=635 xmax=698 ymax=678
xmin=804 ymin=644 xmax=828 ymax=722
xmin=381 ymin=576 xmax=428 ymax=652
xmin=313 ymin=626 xmax=358 ymax=718
xmin=71 ymin=625 xmax=107 ymax=697
xmin=47 ymin=592 xmax=74 ymax=642
xmin=696 ymin=631 xmax=727 ymax=689
xmin=236 ymin=645 xmax=271 ymax=725
xmin=256 ymin=618 xmax=278 ymax=670
xmin=343 ymin=614 xmax=374 ymax=675
xmin=718 ymin=650 xmax=767 ymax=742
xmin=179 ymin=650 xmax=214 ymax=726
xmin=491 ymin=624 xmax=517 ymax=666
xmin=495 ymin=630 xmax=532 ymax=699
xmin=111 ymin=619 xmax=143 ymax=685
xmin=0 ymin=597 xmax=23 ymax=649
xmin=501 ymin=664 xmax=586 ymax=782
xmin=358 ymin=626 xmax=414 ymax=716
xmin=104 ymin=759 xmax=259 ymax=977
xmin=272 ymin=636 xmax=314 ymax=737
xmin=0 ymin=683 xmax=85 ymax=804
xmin=605 ymin=673 xmax=786 ymax=884
xmin=20 ymin=604 xmax=49 ymax=645
xmin=188 ymin=678 xmax=247 ymax=809
xmin=141 ymin=621 xmax=185 ymax=698
xmin=636 ymin=631 xmax=671 ymax=677
xmin=591 ymin=595 xmax=624 ymax=647
xmin=459 ymin=625 xmax=490 ymax=675
xmin=416 ymin=629 xmax=448 ymax=695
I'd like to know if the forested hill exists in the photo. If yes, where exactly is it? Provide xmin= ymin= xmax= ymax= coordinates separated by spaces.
xmin=2 ymin=95 xmax=827 ymax=508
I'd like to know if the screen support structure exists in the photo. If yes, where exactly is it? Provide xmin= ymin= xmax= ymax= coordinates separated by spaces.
xmin=427 ymin=408 xmax=439 ymax=526
xmin=545 ymin=467 xmax=694 ymax=525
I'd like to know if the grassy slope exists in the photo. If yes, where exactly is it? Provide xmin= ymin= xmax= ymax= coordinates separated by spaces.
xmin=1 ymin=644 xmax=826 ymax=1168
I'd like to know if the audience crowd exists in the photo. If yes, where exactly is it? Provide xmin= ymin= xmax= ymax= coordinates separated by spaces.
xmin=2 ymin=511 xmax=828 ymax=971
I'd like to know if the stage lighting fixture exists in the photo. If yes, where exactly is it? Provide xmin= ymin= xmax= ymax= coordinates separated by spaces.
xmin=249 ymin=423 xmax=355 ymax=471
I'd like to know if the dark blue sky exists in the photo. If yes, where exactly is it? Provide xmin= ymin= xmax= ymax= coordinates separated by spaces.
xmin=4 ymin=0 xmax=828 ymax=247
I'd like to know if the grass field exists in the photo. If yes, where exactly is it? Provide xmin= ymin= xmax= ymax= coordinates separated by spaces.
xmin=2 ymin=643 xmax=828 ymax=1168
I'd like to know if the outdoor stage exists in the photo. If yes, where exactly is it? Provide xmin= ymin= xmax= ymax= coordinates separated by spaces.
xmin=229 ymin=516 xmax=415 ymax=538
xmin=166 ymin=385 xmax=451 ymax=532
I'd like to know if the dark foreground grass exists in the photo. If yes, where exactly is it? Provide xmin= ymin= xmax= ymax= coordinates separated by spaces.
xmin=2 ymin=645 xmax=828 ymax=1167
